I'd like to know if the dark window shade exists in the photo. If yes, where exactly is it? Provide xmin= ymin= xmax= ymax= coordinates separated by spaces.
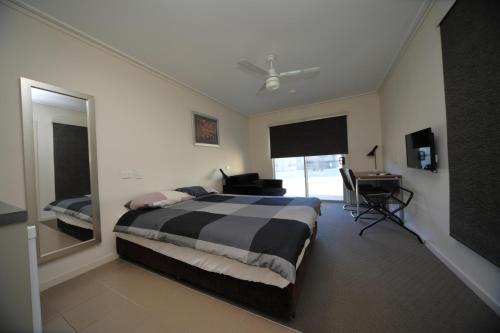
xmin=269 ymin=115 xmax=348 ymax=158
xmin=441 ymin=0 xmax=500 ymax=267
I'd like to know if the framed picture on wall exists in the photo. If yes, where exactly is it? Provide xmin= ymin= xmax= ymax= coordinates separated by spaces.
xmin=193 ymin=112 xmax=219 ymax=147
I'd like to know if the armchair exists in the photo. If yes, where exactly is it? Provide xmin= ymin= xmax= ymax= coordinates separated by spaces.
xmin=220 ymin=170 xmax=286 ymax=196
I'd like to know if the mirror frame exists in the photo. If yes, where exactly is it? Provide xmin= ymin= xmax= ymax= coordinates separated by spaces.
xmin=20 ymin=77 xmax=101 ymax=264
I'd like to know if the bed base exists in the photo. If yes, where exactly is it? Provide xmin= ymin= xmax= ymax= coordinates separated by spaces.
xmin=116 ymin=222 xmax=316 ymax=320
xmin=57 ymin=219 xmax=93 ymax=241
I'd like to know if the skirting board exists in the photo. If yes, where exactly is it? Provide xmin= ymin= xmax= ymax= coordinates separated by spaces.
xmin=425 ymin=242 xmax=500 ymax=316
xmin=39 ymin=252 xmax=118 ymax=291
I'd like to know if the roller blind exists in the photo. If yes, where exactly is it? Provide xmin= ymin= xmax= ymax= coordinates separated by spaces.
xmin=441 ymin=0 xmax=500 ymax=267
xmin=269 ymin=115 xmax=348 ymax=158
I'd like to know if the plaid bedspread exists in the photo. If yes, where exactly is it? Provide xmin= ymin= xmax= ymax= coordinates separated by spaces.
xmin=114 ymin=194 xmax=321 ymax=283
xmin=45 ymin=195 xmax=92 ymax=222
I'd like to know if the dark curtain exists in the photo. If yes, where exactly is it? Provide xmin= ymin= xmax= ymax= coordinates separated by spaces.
xmin=269 ymin=115 xmax=348 ymax=158
xmin=441 ymin=0 xmax=500 ymax=267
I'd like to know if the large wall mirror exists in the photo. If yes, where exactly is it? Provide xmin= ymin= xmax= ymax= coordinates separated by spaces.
xmin=20 ymin=78 xmax=101 ymax=264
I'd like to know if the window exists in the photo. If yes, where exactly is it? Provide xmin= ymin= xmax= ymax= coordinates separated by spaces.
xmin=269 ymin=115 xmax=348 ymax=201
xmin=273 ymin=154 xmax=344 ymax=201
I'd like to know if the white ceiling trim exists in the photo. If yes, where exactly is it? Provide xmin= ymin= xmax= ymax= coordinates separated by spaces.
xmin=4 ymin=0 xmax=243 ymax=115
xmin=377 ymin=0 xmax=434 ymax=90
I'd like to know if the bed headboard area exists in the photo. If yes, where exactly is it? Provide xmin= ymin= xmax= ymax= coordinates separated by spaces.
xmin=440 ymin=0 xmax=500 ymax=267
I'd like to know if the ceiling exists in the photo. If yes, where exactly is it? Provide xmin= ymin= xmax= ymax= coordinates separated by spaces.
xmin=31 ymin=88 xmax=87 ymax=112
xmin=20 ymin=0 xmax=430 ymax=114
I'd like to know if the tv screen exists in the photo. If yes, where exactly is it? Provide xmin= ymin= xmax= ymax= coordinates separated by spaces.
xmin=405 ymin=128 xmax=437 ymax=172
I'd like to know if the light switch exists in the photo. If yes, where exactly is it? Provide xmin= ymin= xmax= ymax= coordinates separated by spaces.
xmin=120 ymin=170 xmax=132 ymax=179
xmin=132 ymin=169 xmax=143 ymax=179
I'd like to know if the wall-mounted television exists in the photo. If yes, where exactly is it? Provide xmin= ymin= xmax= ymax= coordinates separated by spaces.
xmin=405 ymin=128 xmax=437 ymax=172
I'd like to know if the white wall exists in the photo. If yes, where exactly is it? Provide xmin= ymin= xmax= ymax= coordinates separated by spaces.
xmin=379 ymin=2 xmax=500 ymax=314
xmin=33 ymin=103 xmax=88 ymax=220
xmin=248 ymin=93 xmax=382 ymax=178
xmin=0 ymin=2 xmax=249 ymax=288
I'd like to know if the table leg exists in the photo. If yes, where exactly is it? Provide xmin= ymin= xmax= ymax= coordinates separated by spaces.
xmin=400 ymin=178 xmax=405 ymax=221
xmin=356 ymin=179 xmax=360 ymax=218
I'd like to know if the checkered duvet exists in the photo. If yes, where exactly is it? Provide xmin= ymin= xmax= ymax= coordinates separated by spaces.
xmin=45 ymin=195 xmax=92 ymax=223
xmin=114 ymin=194 xmax=321 ymax=283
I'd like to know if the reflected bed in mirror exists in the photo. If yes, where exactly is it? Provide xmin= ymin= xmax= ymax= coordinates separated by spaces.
xmin=20 ymin=78 xmax=100 ymax=263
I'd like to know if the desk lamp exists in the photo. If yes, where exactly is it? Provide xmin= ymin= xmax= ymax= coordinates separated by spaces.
xmin=367 ymin=145 xmax=378 ymax=171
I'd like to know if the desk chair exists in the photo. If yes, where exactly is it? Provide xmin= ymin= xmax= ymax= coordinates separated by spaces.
xmin=357 ymin=186 xmax=423 ymax=244
xmin=339 ymin=168 xmax=357 ymax=211
xmin=346 ymin=169 xmax=390 ymax=220
xmin=346 ymin=169 xmax=389 ymax=193
xmin=339 ymin=168 xmax=373 ymax=212
xmin=339 ymin=168 xmax=383 ymax=221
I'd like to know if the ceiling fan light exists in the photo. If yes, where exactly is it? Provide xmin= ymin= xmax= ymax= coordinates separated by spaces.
xmin=266 ymin=77 xmax=280 ymax=91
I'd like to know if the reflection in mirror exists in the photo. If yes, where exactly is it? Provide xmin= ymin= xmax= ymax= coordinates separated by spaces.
xmin=29 ymin=87 xmax=97 ymax=256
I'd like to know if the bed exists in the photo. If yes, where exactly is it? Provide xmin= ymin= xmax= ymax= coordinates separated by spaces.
xmin=113 ymin=193 xmax=321 ymax=319
xmin=45 ymin=195 xmax=94 ymax=241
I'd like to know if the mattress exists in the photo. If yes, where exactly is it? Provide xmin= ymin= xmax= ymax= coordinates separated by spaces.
xmin=115 ymin=231 xmax=311 ymax=288
xmin=56 ymin=212 xmax=93 ymax=230
xmin=114 ymin=194 xmax=320 ymax=283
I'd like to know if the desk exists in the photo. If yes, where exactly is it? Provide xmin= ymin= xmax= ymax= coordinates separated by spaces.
xmin=354 ymin=172 xmax=403 ymax=219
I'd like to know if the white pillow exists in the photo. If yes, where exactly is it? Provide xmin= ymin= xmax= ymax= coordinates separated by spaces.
xmin=160 ymin=190 xmax=193 ymax=205
xmin=125 ymin=190 xmax=193 ymax=210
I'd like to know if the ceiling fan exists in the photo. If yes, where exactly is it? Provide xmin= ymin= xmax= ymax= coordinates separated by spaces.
xmin=237 ymin=54 xmax=320 ymax=94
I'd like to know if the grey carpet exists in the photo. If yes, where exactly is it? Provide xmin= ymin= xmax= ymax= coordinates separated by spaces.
xmin=283 ymin=203 xmax=500 ymax=333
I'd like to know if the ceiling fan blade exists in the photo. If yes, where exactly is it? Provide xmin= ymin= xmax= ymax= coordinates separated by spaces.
xmin=256 ymin=82 xmax=267 ymax=94
xmin=238 ymin=59 xmax=269 ymax=76
xmin=279 ymin=67 xmax=320 ymax=79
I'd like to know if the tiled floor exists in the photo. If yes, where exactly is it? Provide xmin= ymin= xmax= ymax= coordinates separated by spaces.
xmin=41 ymin=259 xmax=297 ymax=333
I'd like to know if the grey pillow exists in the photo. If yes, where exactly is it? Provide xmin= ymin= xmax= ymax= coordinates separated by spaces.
xmin=175 ymin=186 xmax=215 ymax=197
